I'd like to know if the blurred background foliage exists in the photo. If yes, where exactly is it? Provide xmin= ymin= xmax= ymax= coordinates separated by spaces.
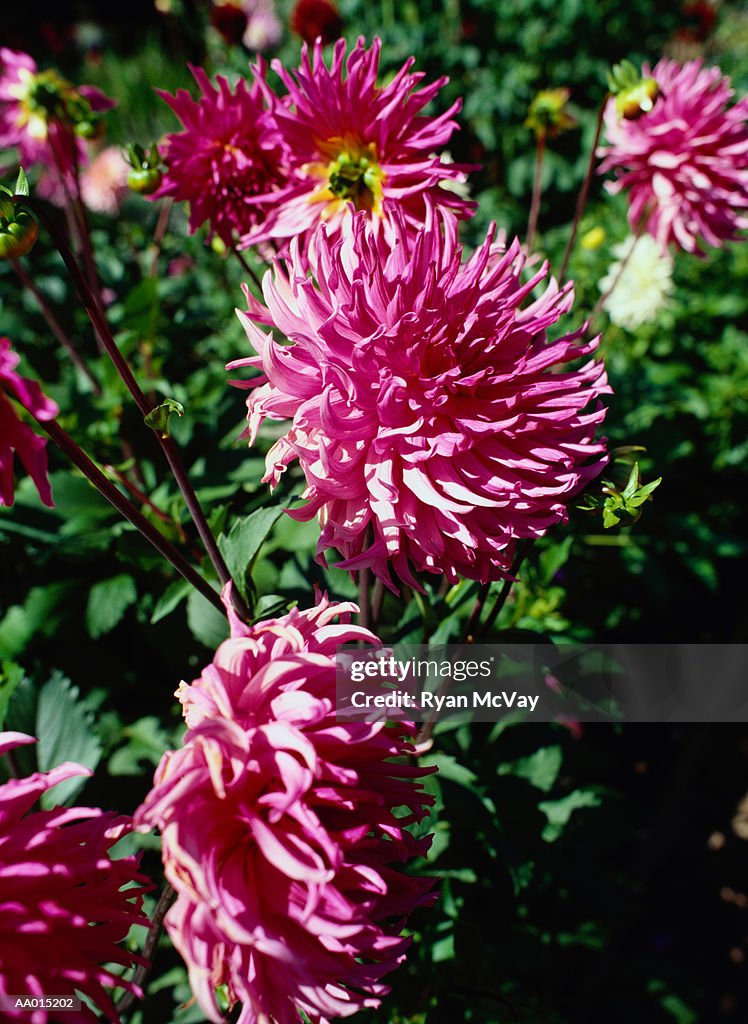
xmin=1 ymin=1 xmax=748 ymax=1022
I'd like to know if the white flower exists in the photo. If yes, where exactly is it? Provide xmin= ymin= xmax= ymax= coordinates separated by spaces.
xmin=598 ymin=234 xmax=674 ymax=330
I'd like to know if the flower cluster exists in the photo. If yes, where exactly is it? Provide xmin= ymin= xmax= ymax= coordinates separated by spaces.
xmin=136 ymin=591 xmax=435 ymax=1024
xmin=155 ymin=37 xmax=472 ymax=254
xmin=598 ymin=58 xmax=748 ymax=254
xmin=0 ymin=731 xmax=150 ymax=1023
xmin=0 ymin=337 xmax=58 ymax=508
xmin=231 ymin=210 xmax=610 ymax=590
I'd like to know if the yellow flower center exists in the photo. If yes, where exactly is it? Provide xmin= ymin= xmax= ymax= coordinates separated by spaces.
xmin=305 ymin=140 xmax=385 ymax=217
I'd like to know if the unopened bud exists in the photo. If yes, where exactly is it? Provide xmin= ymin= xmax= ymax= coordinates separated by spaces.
xmin=607 ymin=60 xmax=661 ymax=121
xmin=124 ymin=143 xmax=164 ymax=195
xmin=0 ymin=172 xmax=38 ymax=259
xmin=615 ymin=78 xmax=660 ymax=120
xmin=524 ymin=88 xmax=577 ymax=140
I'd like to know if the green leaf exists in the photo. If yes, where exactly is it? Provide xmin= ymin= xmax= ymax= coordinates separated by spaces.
xmin=36 ymin=672 xmax=102 ymax=808
xmin=0 ymin=660 xmax=24 ymax=730
xmin=144 ymin=398 xmax=185 ymax=439
xmin=0 ymin=606 xmax=33 ymax=658
xmin=626 ymin=476 xmax=662 ymax=507
xmin=14 ymin=167 xmax=30 ymax=197
xmin=218 ymin=506 xmax=284 ymax=602
xmin=499 ymin=745 xmax=563 ymax=793
xmin=151 ymin=578 xmax=192 ymax=624
xmin=187 ymin=589 xmax=230 ymax=649
xmin=602 ymin=506 xmax=622 ymax=529
xmin=109 ymin=715 xmax=173 ymax=775
xmin=86 ymin=574 xmax=137 ymax=638
xmin=539 ymin=789 xmax=602 ymax=842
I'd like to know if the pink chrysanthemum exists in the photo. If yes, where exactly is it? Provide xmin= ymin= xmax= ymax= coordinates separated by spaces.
xmin=241 ymin=36 xmax=474 ymax=253
xmin=0 ymin=48 xmax=114 ymax=205
xmin=230 ymin=210 xmax=610 ymax=590
xmin=598 ymin=58 xmax=748 ymax=254
xmin=0 ymin=731 xmax=150 ymax=1023
xmin=155 ymin=66 xmax=288 ymax=245
xmin=0 ymin=337 xmax=58 ymax=508
xmin=136 ymin=591 xmax=435 ymax=1024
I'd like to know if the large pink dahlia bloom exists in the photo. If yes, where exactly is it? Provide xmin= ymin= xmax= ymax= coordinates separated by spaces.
xmin=136 ymin=591 xmax=435 ymax=1024
xmin=0 ymin=731 xmax=150 ymax=1023
xmin=241 ymin=36 xmax=474 ymax=253
xmin=0 ymin=337 xmax=58 ymax=508
xmin=155 ymin=66 xmax=288 ymax=245
xmin=230 ymin=211 xmax=610 ymax=589
xmin=598 ymin=58 xmax=748 ymax=254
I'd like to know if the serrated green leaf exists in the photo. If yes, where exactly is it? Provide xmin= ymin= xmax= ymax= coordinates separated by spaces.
xmin=86 ymin=574 xmax=137 ymax=638
xmin=36 ymin=672 xmax=102 ymax=807
xmin=218 ymin=507 xmax=284 ymax=602
xmin=187 ymin=589 xmax=229 ymax=649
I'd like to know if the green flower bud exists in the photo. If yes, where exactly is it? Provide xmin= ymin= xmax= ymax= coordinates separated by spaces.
xmin=0 ymin=207 xmax=39 ymax=259
xmin=127 ymin=167 xmax=163 ymax=195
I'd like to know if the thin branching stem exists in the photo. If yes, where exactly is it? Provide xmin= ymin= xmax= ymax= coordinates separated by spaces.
xmin=40 ymin=419 xmax=224 ymax=614
xmin=559 ymin=96 xmax=608 ymax=281
xmin=525 ymin=134 xmax=546 ymax=253
xmin=115 ymin=883 xmax=177 ymax=1018
xmin=20 ymin=193 xmax=247 ymax=618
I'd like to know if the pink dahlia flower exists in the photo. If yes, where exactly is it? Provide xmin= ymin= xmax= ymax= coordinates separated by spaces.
xmin=598 ymin=58 xmax=748 ymax=254
xmin=0 ymin=48 xmax=114 ymax=206
xmin=241 ymin=36 xmax=474 ymax=254
xmin=155 ymin=65 xmax=288 ymax=246
xmin=230 ymin=210 xmax=610 ymax=590
xmin=0 ymin=731 xmax=150 ymax=1023
xmin=136 ymin=591 xmax=435 ymax=1024
xmin=0 ymin=337 xmax=58 ymax=508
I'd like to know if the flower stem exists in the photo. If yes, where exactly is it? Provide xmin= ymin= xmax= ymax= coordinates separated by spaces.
xmin=559 ymin=96 xmax=608 ymax=282
xmin=11 ymin=259 xmax=102 ymax=395
xmin=115 ymin=882 xmax=176 ymax=1018
xmin=232 ymin=246 xmax=264 ymax=293
xmin=149 ymin=199 xmax=173 ymax=278
xmin=476 ymin=539 xmax=534 ymax=640
xmin=525 ymin=134 xmax=546 ymax=253
xmin=40 ymin=418 xmax=224 ymax=615
xmin=20 ymin=193 xmax=246 ymax=618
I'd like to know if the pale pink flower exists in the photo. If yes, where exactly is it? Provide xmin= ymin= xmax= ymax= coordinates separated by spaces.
xmin=242 ymin=0 xmax=283 ymax=51
xmin=598 ymin=58 xmax=748 ymax=254
xmin=0 ymin=731 xmax=150 ymax=1023
xmin=241 ymin=36 xmax=474 ymax=254
xmin=155 ymin=66 xmax=288 ymax=245
xmin=136 ymin=590 xmax=435 ymax=1024
xmin=80 ymin=145 xmax=129 ymax=215
xmin=0 ymin=337 xmax=58 ymax=508
xmin=230 ymin=210 xmax=610 ymax=590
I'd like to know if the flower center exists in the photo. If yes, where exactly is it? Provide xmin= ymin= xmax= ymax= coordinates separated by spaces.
xmin=326 ymin=146 xmax=383 ymax=214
